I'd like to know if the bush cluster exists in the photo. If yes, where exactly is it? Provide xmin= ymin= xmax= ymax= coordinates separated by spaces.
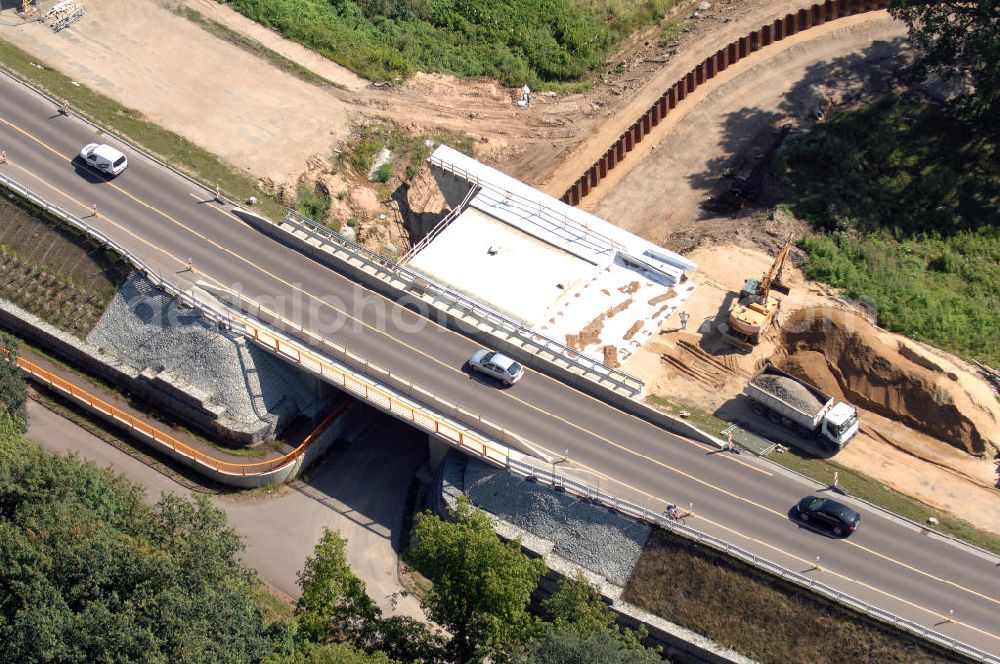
xmin=225 ymin=0 xmax=676 ymax=86
xmin=776 ymin=94 xmax=1000 ymax=365
xmin=0 ymin=427 xmax=272 ymax=663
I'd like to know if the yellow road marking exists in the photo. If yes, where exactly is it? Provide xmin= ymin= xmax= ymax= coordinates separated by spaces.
xmin=0 ymin=115 xmax=69 ymax=162
xmin=161 ymin=194 xmax=766 ymax=477
xmin=8 ymin=162 xmax=198 ymax=277
xmin=847 ymin=540 xmax=1000 ymax=609
xmin=564 ymin=451 xmax=1000 ymax=641
xmin=6 ymin=116 xmax=999 ymax=627
xmin=687 ymin=511 xmax=1000 ymax=642
xmin=190 ymin=192 xmax=241 ymax=221
xmin=175 ymin=202 xmax=771 ymax=486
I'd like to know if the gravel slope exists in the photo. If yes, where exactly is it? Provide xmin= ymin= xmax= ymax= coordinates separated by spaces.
xmin=463 ymin=457 xmax=650 ymax=586
xmin=89 ymin=273 xmax=322 ymax=437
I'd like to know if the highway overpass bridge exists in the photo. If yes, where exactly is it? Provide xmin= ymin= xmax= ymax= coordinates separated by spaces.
xmin=2 ymin=72 xmax=1000 ymax=661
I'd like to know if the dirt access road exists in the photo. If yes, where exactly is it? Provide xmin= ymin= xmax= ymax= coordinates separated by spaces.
xmin=0 ymin=0 xmax=851 ymax=190
xmin=592 ymin=14 xmax=910 ymax=242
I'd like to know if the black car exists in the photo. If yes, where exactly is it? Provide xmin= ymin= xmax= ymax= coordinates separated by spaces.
xmin=795 ymin=496 xmax=861 ymax=537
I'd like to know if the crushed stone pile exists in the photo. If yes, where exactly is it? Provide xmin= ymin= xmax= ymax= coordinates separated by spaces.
xmin=754 ymin=374 xmax=824 ymax=414
xmin=464 ymin=458 xmax=649 ymax=586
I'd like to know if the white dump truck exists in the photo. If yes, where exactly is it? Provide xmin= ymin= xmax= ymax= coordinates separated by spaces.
xmin=744 ymin=364 xmax=859 ymax=449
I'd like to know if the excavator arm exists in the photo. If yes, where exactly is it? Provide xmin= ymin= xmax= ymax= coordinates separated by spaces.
xmin=757 ymin=232 xmax=794 ymax=300
xmin=726 ymin=232 xmax=795 ymax=345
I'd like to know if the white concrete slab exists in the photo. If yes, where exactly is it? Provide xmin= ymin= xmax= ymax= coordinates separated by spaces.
xmin=431 ymin=145 xmax=698 ymax=280
xmin=417 ymin=145 xmax=702 ymax=365
xmin=407 ymin=207 xmax=598 ymax=326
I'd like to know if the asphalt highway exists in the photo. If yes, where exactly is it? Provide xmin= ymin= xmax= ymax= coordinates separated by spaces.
xmin=2 ymin=74 xmax=999 ymax=656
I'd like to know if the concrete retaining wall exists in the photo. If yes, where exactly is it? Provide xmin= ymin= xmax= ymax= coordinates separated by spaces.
xmin=4 ymin=293 xmax=358 ymax=486
xmin=28 ymin=357 xmax=356 ymax=487
xmin=0 ymin=298 xmax=263 ymax=443
xmin=66 ymin=376 xmax=354 ymax=487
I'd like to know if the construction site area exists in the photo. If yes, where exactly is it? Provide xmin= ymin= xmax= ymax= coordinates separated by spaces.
xmin=1 ymin=0 xmax=999 ymax=659
xmin=2 ymin=0 xmax=996 ymax=534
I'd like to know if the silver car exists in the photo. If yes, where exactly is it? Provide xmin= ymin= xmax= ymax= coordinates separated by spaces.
xmin=469 ymin=349 xmax=524 ymax=386
xmin=80 ymin=143 xmax=128 ymax=177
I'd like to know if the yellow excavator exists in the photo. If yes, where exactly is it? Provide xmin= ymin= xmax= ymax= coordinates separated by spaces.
xmin=727 ymin=233 xmax=793 ymax=347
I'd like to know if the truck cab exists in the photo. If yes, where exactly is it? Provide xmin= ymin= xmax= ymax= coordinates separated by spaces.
xmin=822 ymin=402 xmax=859 ymax=447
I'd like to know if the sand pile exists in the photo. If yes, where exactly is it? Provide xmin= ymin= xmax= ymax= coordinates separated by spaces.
xmin=780 ymin=350 xmax=842 ymax=399
xmin=779 ymin=307 xmax=999 ymax=456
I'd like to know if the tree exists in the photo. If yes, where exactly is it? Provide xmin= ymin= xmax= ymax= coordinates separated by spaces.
xmin=889 ymin=0 xmax=1000 ymax=131
xmin=0 ymin=333 xmax=27 ymax=432
xmin=295 ymin=528 xmax=446 ymax=662
xmin=0 ymin=443 xmax=274 ymax=663
xmin=407 ymin=498 xmax=547 ymax=663
xmin=513 ymin=630 xmax=664 ymax=664
xmin=297 ymin=528 xmax=380 ymax=645
xmin=540 ymin=574 xmax=651 ymax=653
xmin=263 ymin=642 xmax=395 ymax=664
xmin=368 ymin=615 xmax=448 ymax=664
xmin=541 ymin=573 xmax=617 ymax=636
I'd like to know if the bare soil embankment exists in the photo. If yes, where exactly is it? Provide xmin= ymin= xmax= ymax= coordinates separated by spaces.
xmin=779 ymin=307 xmax=999 ymax=457
xmin=625 ymin=242 xmax=1000 ymax=533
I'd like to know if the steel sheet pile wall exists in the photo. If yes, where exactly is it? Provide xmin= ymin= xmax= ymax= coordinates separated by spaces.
xmin=560 ymin=0 xmax=888 ymax=206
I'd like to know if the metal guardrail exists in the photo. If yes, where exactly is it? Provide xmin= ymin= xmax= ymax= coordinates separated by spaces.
xmin=281 ymin=207 xmax=645 ymax=396
xmin=506 ymin=458 xmax=1000 ymax=664
xmin=3 ymin=174 xmax=996 ymax=664
xmin=429 ymin=152 xmax=628 ymax=255
xmin=17 ymin=353 xmax=349 ymax=476
xmin=0 ymin=173 xmax=237 ymax=329
xmin=234 ymin=310 xmax=512 ymax=466
xmin=399 ymin=182 xmax=479 ymax=265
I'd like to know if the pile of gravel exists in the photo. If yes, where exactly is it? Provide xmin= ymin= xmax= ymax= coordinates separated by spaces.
xmin=88 ymin=273 xmax=321 ymax=435
xmin=753 ymin=374 xmax=824 ymax=414
xmin=464 ymin=459 xmax=650 ymax=586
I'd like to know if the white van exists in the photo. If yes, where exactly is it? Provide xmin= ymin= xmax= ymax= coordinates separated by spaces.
xmin=79 ymin=143 xmax=128 ymax=177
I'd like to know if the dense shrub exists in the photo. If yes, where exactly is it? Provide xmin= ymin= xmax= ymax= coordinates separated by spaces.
xmin=776 ymin=95 xmax=1000 ymax=365
xmin=799 ymin=230 xmax=999 ymax=365
xmin=0 ymin=334 xmax=26 ymax=432
xmin=225 ymin=0 xmax=678 ymax=86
